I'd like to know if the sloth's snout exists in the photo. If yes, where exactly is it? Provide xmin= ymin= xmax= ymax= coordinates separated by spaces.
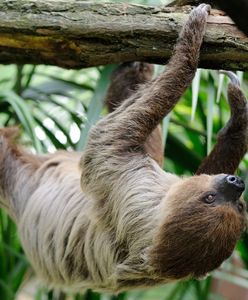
xmin=216 ymin=174 xmax=245 ymax=201
xmin=226 ymin=175 xmax=245 ymax=192
xmin=216 ymin=174 xmax=245 ymax=202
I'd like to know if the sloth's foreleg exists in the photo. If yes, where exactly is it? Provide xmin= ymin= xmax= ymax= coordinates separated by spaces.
xmin=81 ymin=4 xmax=210 ymax=212
xmin=196 ymin=72 xmax=248 ymax=175
xmin=82 ymin=4 xmax=210 ymax=163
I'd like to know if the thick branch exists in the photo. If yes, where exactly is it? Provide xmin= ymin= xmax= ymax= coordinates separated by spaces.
xmin=0 ymin=0 xmax=248 ymax=70
xmin=169 ymin=0 xmax=248 ymax=37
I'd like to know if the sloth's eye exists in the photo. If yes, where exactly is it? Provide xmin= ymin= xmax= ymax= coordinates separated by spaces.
xmin=204 ymin=193 xmax=216 ymax=204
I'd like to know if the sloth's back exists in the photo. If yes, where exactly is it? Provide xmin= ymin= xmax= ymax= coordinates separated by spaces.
xmin=15 ymin=150 xmax=176 ymax=293
xmin=18 ymin=151 xmax=94 ymax=290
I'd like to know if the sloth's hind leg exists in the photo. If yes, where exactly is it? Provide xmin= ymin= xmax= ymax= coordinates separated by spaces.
xmin=196 ymin=72 xmax=248 ymax=175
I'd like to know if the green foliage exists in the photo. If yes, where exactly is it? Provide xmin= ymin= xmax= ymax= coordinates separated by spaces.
xmin=0 ymin=210 xmax=29 ymax=300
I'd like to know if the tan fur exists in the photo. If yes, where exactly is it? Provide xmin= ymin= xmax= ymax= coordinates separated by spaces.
xmin=0 ymin=4 xmax=247 ymax=294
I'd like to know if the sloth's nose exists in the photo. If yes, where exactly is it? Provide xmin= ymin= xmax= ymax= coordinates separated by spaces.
xmin=226 ymin=175 xmax=245 ymax=192
xmin=215 ymin=174 xmax=245 ymax=202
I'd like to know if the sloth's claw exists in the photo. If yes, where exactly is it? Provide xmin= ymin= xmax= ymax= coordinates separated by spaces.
xmin=219 ymin=70 xmax=240 ymax=87
xmin=197 ymin=3 xmax=211 ymax=14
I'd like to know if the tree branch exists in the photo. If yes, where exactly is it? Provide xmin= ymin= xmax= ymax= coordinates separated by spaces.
xmin=169 ymin=0 xmax=248 ymax=37
xmin=0 ymin=0 xmax=248 ymax=70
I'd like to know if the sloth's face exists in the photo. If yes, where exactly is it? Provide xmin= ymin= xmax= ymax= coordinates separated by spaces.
xmin=167 ymin=174 xmax=246 ymax=215
xmin=150 ymin=174 xmax=246 ymax=280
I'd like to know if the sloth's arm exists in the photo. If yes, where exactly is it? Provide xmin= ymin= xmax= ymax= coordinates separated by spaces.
xmin=81 ymin=4 xmax=210 ymax=198
xmin=106 ymin=4 xmax=210 ymax=148
xmin=105 ymin=62 xmax=164 ymax=167
xmin=82 ymin=4 xmax=210 ymax=158
xmin=196 ymin=72 xmax=248 ymax=175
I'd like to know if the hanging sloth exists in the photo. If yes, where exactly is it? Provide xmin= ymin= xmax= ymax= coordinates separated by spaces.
xmin=0 ymin=4 xmax=247 ymax=293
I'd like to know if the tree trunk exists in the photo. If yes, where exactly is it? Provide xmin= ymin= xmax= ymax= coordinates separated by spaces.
xmin=0 ymin=0 xmax=248 ymax=70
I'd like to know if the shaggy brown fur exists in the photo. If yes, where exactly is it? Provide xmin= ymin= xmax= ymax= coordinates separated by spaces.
xmin=105 ymin=62 xmax=164 ymax=167
xmin=150 ymin=175 xmax=245 ymax=279
xmin=0 ymin=4 xmax=247 ymax=294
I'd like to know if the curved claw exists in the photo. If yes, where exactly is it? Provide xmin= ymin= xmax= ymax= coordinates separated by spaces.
xmin=198 ymin=3 xmax=211 ymax=14
xmin=219 ymin=70 xmax=240 ymax=87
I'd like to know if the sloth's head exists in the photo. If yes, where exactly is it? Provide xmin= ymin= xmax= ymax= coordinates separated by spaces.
xmin=151 ymin=174 xmax=246 ymax=280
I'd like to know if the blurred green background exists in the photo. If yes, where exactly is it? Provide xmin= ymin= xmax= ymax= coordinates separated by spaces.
xmin=1 ymin=0 xmax=248 ymax=299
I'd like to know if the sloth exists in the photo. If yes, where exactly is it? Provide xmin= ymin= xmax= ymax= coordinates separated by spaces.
xmin=0 ymin=3 xmax=248 ymax=294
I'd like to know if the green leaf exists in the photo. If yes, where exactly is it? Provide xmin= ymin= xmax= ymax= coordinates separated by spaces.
xmin=0 ymin=90 xmax=42 ymax=153
xmin=35 ymin=72 xmax=94 ymax=92
xmin=34 ymin=104 xmax=74 ymax=147
xmin=77 ymin=64 xmax=116 ymax=150
xmin=34 ymin=117 xmax=66 ymax=149
xmin=237 ymin=71 xmax=243 ymax=85
xmin=162 ymin=113 xmax=171 ymax=148
xmin=191 ymin=69 xmax=201 ymax=122
xmin=0 ymin=279 xmax=15 ymax=300
xmin=24 ymin=65 xmax=37 ymax=89
xmin=207 ymin=81 xmax=215 ymax=154
xmin=216 ymin=72 xmax=224 ymax=103
xmin=166 ymin=133 xmax=202 ymax=173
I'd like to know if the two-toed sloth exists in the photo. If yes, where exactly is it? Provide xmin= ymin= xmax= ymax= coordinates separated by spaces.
xmin=0 ymin=4 xmax=248 ymax=294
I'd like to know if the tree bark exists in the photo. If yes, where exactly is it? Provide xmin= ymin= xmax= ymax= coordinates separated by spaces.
xmin=0 ymin=0 xmax=248 ymax=70
xmin=169 ymin=0 xmax=248 ymax=37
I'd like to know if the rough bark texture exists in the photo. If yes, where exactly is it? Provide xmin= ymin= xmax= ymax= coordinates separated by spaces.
xmin=169 ymin=0 xmax=248 ymax=37
xmin=0 ymin=0 xmax=248 ymax=70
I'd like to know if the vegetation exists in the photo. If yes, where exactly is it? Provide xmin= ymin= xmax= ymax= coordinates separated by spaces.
xmin=1 ymin=1 xmax=248 ymax=300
